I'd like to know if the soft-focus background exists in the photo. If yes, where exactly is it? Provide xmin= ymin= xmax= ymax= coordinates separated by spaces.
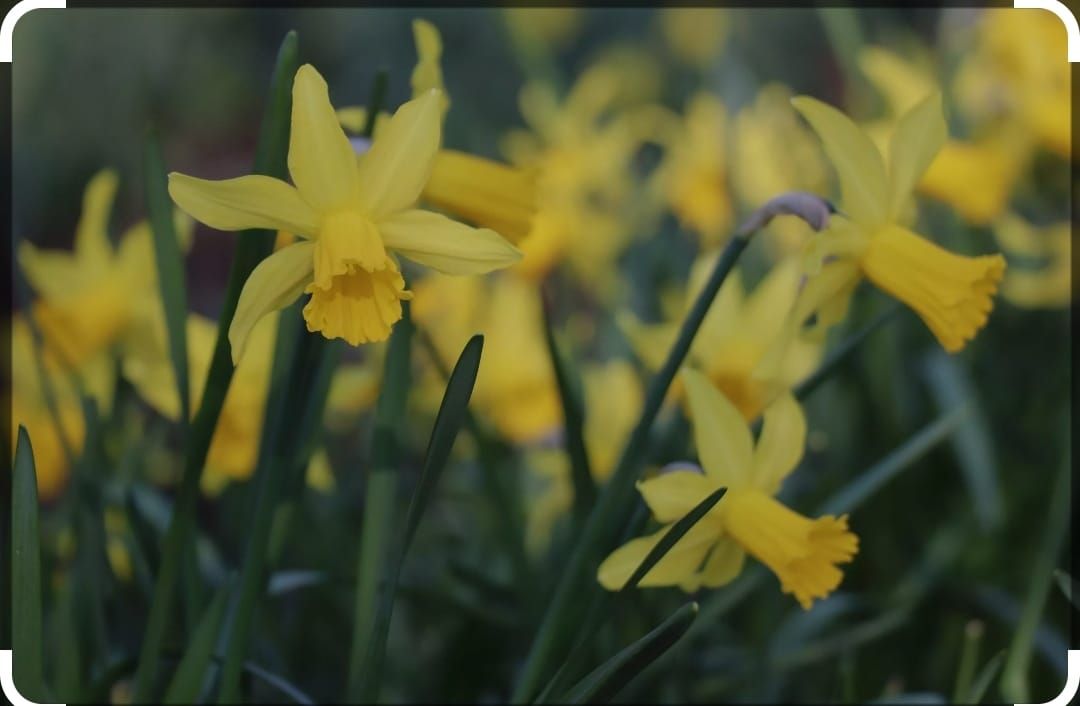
xmin=11 ymin=7 xmax=1072 ymax=704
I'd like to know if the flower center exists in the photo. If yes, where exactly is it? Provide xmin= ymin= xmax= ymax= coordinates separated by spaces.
xmin=313 ymin=210 xmax=388 ymax=291
xmin=302 ymin=257 xmax=412 ymax=346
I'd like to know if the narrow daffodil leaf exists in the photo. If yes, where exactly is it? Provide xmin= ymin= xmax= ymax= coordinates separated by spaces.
xmin=966 ymin=651 xmax=1005 ymax=704
xmin=144 ymin=130 xmax=191 ymax=428
xmin=620 ymin=486 xmax=727 ymax=592
xmin=162 ymin=585 xmax=231 ymax=704
xmin=133 ymin=30 xmax=300 ymax=703
xmin=73 ymin=397 xmax=109 ymax=679
xmin=12 ymin=427 xmax=49 ymax=702
xmin=561 ymin=602 xmax=698 ymax=704
xmin=1053 ymin=569 xmax=1078 ymax=610
xmin=541 ymin=301 xmax=595 ymax=527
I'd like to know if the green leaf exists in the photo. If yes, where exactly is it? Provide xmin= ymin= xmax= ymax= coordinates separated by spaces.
xmin=133 ymin=30 xmax=300 ymax=704
xmin=966 ymin=651 xmax=1005 ymax=704
xmin=11 ymin=427 xmax=48 ymax=702
xmin=620 ymin=486 xmax=726 ymax=592
xmin=541 ymin=302 xmax=595 ymax=528
xmin=163 ymin=585 xmax=231 ymax=704
xmin=561 ymin=602 xmax=699 ymax=704
xmin=1053 ymin=569 xmax=1078 ymax=610
xmin=144 ymin=130 xmax=191 ymax=428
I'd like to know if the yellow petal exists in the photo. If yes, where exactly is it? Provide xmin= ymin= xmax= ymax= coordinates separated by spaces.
xmin=857 ymin=47 xmax=935 ymax=117
xmin=379 ymin=209 xmax=522 ymax=274
xmin=17 ymin=242 xmax=86 ymax=300
xmin=356 ymin=90 xmax=443 ymax=219
xmin=337 ymin=106 xmax=369 ymax=134
xmin=887 ymin=92 xmax=947 ymax=220
xmin=682 ymin=368 xmax=753 ymax=488
xmin=637 ymin=471 xmax=721 ymax=523
xmin=596 ymin=520 xmax=718 ymax=591
xmin=751 ymin=393 xmax=806 ymax=495
xmin=168 ymin=173 xmax=317 ymax=237
xmin=699 ymin=535 xmax=746 ymax=588
xmin=861 ymin=225 xmax=1005 ymax=352
xmin=229 ymin=242 xmax=314 ymax=363
xmin=288 ymin=64 xmax=360 ymax=212
xmin=422 ymin=150 xmax=537 ymax=243
xmin=410 ymin=19 xmax=449 ymax=115
xmin=312 ymin=211 xmax=388 ymax=290
xmin=302 ymin=258 xmax=412 ymax=346
xmin=791 ymin=96 xmax=889 ymax=227
xmin=75 ymin=169 xmax=119 ymax=270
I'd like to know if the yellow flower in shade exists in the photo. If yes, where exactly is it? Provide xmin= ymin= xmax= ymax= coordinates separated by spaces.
xmin=787 ymin=93 xmax=1006 ymax=353
xmin=857 ymin=46 xmax=1028 ymax=225
xmin=411 ymin=273 xmax=562 ymax=444
xmin=525 ymin=359 xmax=644 ymax=552
xmin=954 ymin=9 xmax=1070 ymax=160
xmin=124 ymin=312 xmax=337 ymax=494
xmin=337 ymin=20 xmax=538 ymax=245
xmin=731 ymin=84 xmax=829 ymax=256
xmin=598 ymin=370 xmax=858 ymax=609
xmin=17 ymin=169 xmax=193 ymax=370
xmin=993 ymin=214 xmax=1072 ymax=309
xmin=658 ymin=8 xmax=729 ymax=68
xmin=622 ymin=256 xmax=822 ymax=421
xmin=168 ymin=65 xmax=521 ymax=362
xmin=502 ymin=7 xmax=584 ymax=51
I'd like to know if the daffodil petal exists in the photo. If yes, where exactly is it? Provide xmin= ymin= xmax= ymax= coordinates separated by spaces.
xmin=682 ymin=368 xmax=754 ymax=487
xmin=17 ymin=242 xmax=85 ymax=299
xmin=596 ymin=521 xmax=718 ymax=591
xmin=887 ymin=92 xmax=947 ymax=220
xmin=288 ymin=64 xmax=360 ymax=212
xmin=355 ymin=90 xmax=443 ymax=219
xmin=410 ymin=18 xmax=449 ymax=115
xmin=752 ymin=393 xmax=806 ymax=495
xmin=168 ymin=173 xmax=317 ymax=237
xmin=379 ymin=209 xmax=522 ymax=274
xmin=75 ymin=169 xmax=119 ymax=269
xmin=637 ymin=471 xmax=721 ymax=523
xmin=229 ymin=242 xmax=314 ymax=364
xmin=791 ymin=95 xmax=889 ymax=227
xmin=699 ymin=536 xmax=746 ymax=588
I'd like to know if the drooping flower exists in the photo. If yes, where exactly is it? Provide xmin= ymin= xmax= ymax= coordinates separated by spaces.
xmin=786 ymin=93 xmax=1006 ymax=353
xmin=598 ymin=369 xmax=858 ymax=609
xmin=622 ymin=256 xmax=822 ymax=421
xmin=168 ymin=64 xmax=521 ymax=362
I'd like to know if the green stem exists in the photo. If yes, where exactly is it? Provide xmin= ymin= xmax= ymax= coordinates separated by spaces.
xmin=131 ymin=31 xmax=298 ymax=703
xmin=512 ymin=232 xmax=751 ymax=703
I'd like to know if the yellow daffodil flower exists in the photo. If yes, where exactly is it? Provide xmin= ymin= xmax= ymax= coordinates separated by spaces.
xmin=412 ymin=273 xmax=561 ymax=444
xmin=658 ymin=8 xmax=729 ymax=68
xmin=622 ymin=256 xmax=822 ymax=421
xmin=788 ymin=93 xmax=1006 ymax=353
xmin=168 ymin=64 xmax=521 ymax=362
xmin=993 ymin=214 xmax=1072 ymax=309
xmin=731 ymin=84 xmax=829 ymax=256
xmin=502 ymin=7 xmax=584 ymax=51
xmin=17 ymin=169 xmax=193 ymax=370
xmin=653 ymin=92 xmax=732 ymax=245
xmin=598 ymin=370 xmax=858 ymax=609
xmin=858 ymin=46 xmax=1028 ymax=225
xmin=337 ymin=20 xmax=538 ymax=245
xmin=526 ymin=359 xmax=644 ymax=552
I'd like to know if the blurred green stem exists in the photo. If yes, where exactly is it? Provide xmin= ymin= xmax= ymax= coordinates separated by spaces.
xmin=953 ymin=621 xmax=984 ymax=703
xmin=513 ymin=231 xmax=751 ymax=703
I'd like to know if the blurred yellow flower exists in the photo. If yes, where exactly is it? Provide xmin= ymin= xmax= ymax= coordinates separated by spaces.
xmin=731 ymin=84 xmax=829 ymax=256
xmin=598 ymin=370 xmax=857 ymax=609
xmin=623 ymin=256 xmax=821 ymax=421
xmin=169 ymin=65 xmax=521 ymax=360
xmin=788 ymin=93 xmax=1006 ymax=353
xmin=653 ymin=92 xmax=732 ymax=245
xmin=954 ymin=8 xmax=1070 ymax=160
xmin=502 ymin=7 xmax=584 ymax=51
xmin=993 ymin=214 xmax=1071 ymax=309
xmin=412 ymin=273 xmax=561 ymax=444
xmin=858 ymin=46 xmax=1027 ymax=225
xmin=659 ymin=8 xmax=729 ymax=68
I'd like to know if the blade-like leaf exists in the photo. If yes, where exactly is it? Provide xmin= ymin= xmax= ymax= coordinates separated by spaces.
xmin=621 ymin=486 xmax=727 ymax=592
xmin=144 ymin=130 xmax=191 ymax=428
xmin=562 ymin=602 xmax=698 ymax=704
xmin=12 ymin=427 xmax=48 ymax=702
xmin=966 ymin=651 xmax=1005 ymax=704
xmin=163 ymin=585 xmax=231 ymax=704
xmin=1053 ymin=569 xmax=1078 ymax=610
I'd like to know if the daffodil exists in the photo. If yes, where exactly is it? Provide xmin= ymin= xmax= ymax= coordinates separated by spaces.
xmin=502 ymin=7 xmax=584 ymax=51
xmin=787 ymin=93 xmax=1006 ymax=353
xmin=17 ymin=169 xmax=192 ymax=370
xmin=525 ymin=359 xmax=644 ymax=551
xmin=337 ymin=20 xmax=538 ymax=245
xmin=622 ymin=256 xmax=822 ymax=421
xmin=411 ymin=272 xmax=562 ymax=444
xmin=858 ymin=46 xmax=1027 ymax=225
xmin=598 ymin=370 xmax=858 ymax=609
xmin=993 ymin=214 xmax=1071 ymax=309
xmin=658 ymin=8 xmax=729 ymax=68
xmin=168 ymin=64 xmax=521 ymax=362
xmin=731 ymin=84 xmax=829 ymax=256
